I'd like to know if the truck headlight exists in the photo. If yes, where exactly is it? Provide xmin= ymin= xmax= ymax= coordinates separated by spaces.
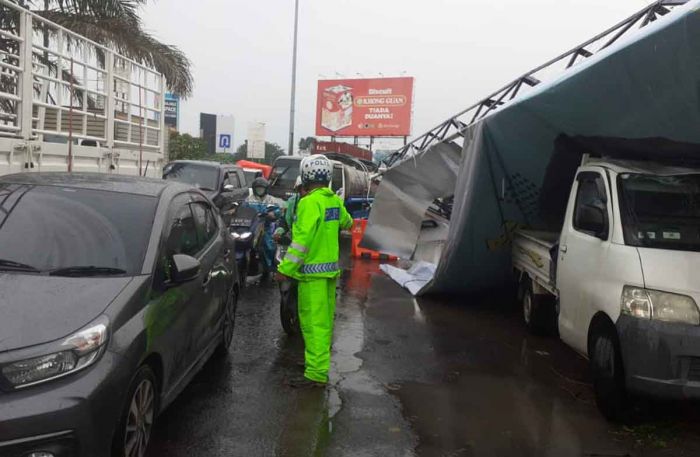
xmin=621 ymin=286 xmax=700 ymax=325
xmin=1 ymin=316 xmax=109 ymax=388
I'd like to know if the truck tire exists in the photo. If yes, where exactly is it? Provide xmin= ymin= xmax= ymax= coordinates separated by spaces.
xmin=521 ymin=279 xmax=554 ymax=335
xmin=590 ymin=325 xmax=628 ymax=422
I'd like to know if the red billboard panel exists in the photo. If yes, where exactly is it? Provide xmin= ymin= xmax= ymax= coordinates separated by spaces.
xmin=315 ymin=77 xmax=414 ymax=137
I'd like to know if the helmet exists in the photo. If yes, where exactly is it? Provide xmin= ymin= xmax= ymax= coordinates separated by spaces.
xmin=300 ymin=154 xmax=332 ymax=185
xmin=251 ymin=177 xmax=269 ymax=197
xmin=251 ymin=177 xmax=269 ymax=189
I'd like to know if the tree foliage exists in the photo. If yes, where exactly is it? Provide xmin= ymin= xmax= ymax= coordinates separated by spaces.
xmin=298 ymin=136 xmax=316 ymax=152
xmin=168 ymin=131 xmax=241 ymax=164
xmin=6 ymin=0 xmax=193 ymax=96
xmin=168 ymin=131 xmax=207 ymax=161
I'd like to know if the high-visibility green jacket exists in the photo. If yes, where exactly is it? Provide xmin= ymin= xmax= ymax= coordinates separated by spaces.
xmin=278 ymin=187 xmax=353 ymax=281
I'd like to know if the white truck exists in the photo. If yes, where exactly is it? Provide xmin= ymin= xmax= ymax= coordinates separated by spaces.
xmin=513 ymin=157 xmax=700 ymax=420
xmin=0 ymin=0 xmax=165 ymax=178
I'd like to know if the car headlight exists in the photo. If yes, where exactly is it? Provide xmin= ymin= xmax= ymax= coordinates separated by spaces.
xmin=1 ymin=316 xmax=109 ymax=388
xmin=232 ymin=231 xmax=252 ymax=241
xmin=621 ymin=286 xmax=700 ymax=325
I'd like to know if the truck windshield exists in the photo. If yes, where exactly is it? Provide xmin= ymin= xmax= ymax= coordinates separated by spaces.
xmin=0 ymin=184 xmax=157 ymax=275
xmin=164 ymin=163 xmax=219 ymax=191
xmin=618 ymin=173 xmax=700 ymax=251
xmin=270 ymin=159 xmax=301 ymax=190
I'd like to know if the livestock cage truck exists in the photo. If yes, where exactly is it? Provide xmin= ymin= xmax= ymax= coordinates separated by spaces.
xmin=0 ymin=0 xmax=166 ymax=178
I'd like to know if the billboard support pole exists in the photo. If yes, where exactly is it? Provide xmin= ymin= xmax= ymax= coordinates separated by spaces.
xmin=287 ymin=0 xmax=300 ymax=156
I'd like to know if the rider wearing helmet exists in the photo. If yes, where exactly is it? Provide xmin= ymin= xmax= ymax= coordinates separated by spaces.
xmin=276 ymin=154 xmax=353 ymax=388
xmin=274 ymin=176 xmax=304 ymax=244
xmin=245 ymin=177 xmax=284 ymax=279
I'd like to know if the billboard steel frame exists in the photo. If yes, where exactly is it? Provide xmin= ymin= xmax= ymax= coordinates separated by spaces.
xmin=384 ymin=0 xmax=689 ymax=167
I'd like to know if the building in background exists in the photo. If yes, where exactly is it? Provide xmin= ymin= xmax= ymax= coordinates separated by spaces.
xmin=164 ymin=93 xmax=180 ymax=131
xmin=200 ymin=113 xmax=236 ymax=154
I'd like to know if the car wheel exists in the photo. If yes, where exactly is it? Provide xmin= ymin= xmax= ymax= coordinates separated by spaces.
xmin=590 ymin=325 xmax=628 ymax=421
xmin=218 ymin=286 xmax=238 ymax=355
xmin=112 ymin=365 xmax=158 ymax=457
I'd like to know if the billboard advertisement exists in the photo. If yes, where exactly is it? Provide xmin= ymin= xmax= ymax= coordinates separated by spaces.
xmin=164 ymin=93 xmax=179 ymax=130
xmin=247 ymin=122 xmax=266 ymax=159
xmin=315 ymin=77 xmax=414 ymax=137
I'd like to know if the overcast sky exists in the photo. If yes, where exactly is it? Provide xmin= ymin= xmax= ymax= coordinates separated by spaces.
xmin=142 ymin=0 xmax=654 ymax=153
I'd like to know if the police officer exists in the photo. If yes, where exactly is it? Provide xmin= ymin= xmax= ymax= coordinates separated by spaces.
xmin=276 ymin=155 xmax=353 ymax=388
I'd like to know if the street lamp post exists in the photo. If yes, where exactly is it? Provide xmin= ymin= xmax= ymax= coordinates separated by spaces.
xmin=287 ymin=0 xmax=300 ymax=156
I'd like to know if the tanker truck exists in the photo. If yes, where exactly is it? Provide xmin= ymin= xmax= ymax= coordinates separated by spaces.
xmin=268 ymin=155 xmax=376 ymax=218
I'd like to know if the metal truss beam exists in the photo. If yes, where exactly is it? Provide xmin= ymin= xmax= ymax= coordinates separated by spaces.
xmin=385 ymin=0 xmax=689 ymax=167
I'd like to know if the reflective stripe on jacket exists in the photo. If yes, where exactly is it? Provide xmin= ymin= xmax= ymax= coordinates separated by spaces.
xmin=278 ymin=187 xmax=353 ymax=280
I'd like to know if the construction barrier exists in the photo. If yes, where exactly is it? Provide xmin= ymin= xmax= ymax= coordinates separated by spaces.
xmin=351 ymin=219 xmax=398 ymax=261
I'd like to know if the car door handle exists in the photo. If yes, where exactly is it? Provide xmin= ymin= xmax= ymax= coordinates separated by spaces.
xmin=202 ymin=270 xmax=213 ymax=288
xmin=560 ymin=245 xmax=568 ymax=253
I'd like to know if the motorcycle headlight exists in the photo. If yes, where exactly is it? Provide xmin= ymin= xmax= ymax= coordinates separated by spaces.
xmin=1 ymin=316 xmax=109 ymax=388
xmin=621 ymin=286 xmax=700 ymax=325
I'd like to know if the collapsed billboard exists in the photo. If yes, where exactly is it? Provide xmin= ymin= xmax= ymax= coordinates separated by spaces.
xmin=315 ymin=77 xmax=414 ymax=137
xmin=362 ymin=0 xmax=700 ymax=294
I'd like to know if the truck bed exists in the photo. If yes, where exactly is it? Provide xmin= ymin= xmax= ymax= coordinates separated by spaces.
xmin=513 ymin=230 xmax=558 ymax=296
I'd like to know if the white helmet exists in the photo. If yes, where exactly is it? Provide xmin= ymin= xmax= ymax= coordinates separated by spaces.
xmin=300 ymin=154 xmax=332 ymax=185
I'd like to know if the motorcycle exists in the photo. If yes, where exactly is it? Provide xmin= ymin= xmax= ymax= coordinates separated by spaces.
xmin=229 ymin=203 xmax=280 ymax=285
xmin=229 ymin=204 xmax=264 ymax=286
xmin=275 ymin=240 xmax=300 ymax=336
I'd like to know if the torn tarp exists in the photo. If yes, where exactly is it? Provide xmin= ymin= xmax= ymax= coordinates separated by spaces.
xmin=365 ymin=0 xmax=700 ymax=295
xmin=380 ymin=262 xmax=437 ymax=296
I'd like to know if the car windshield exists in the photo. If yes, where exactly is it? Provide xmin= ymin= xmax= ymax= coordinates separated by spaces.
xmin=618 ymin=173 xmax=700 ymax=252
xmin=243 ymin=170 xmax=259 ymax=186
xmin=163 ymin=163 xmax=219 ymax=191
xmin=0 ymin=184 xmax=157 ymax=275
xmin=270 ymin=159 xmax=301 ymax=190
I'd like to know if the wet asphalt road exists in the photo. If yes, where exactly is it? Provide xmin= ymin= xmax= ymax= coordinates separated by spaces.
xmin=148 ymin=250 xmax=700 ymax=457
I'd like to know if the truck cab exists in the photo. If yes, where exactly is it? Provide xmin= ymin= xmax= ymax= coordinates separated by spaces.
xmin=514 ymin=157 xmax=700 ymax=419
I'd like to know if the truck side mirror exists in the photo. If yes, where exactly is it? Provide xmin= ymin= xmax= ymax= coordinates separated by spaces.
xmin=577 ymin=202 xmax=608 ymax=240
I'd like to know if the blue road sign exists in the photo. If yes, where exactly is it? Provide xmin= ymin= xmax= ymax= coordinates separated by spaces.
xmin=219 ymin=134 xmax=232 ymax=149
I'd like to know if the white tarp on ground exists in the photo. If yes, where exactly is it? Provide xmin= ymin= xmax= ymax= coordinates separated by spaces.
xmin=365 ymin=0 xmax=700 ymax=295
xmin=380 ymin=262 xmax=437 ymax=296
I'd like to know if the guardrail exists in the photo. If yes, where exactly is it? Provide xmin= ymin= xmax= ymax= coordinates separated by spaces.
xmin=0 ymin=0 xmax=165 ymax=160
xmin=384 ymin=0 xmax=689 ymax=167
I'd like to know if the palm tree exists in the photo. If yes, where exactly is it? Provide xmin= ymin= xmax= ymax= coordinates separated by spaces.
xmin=6 ymin=0 xmax=192 ymax=97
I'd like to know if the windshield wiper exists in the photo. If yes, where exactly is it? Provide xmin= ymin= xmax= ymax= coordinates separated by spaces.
xmin=0 ymin=259 xmax=40 ymax=273
xmin=270 ymin=167 xmax=289 ymax=187
xmin=49 ymin=266 xmax=127 ymax=277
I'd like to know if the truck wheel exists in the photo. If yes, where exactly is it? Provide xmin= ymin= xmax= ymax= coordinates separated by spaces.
xmin=521 ymin=280 xmax=547 ymax=334
xmin=590 ymin=326 xmax=628 ymax=421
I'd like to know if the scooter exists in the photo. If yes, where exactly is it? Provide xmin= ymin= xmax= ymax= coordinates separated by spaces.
xmin=275 ymin=237 xmax=300 ymax=336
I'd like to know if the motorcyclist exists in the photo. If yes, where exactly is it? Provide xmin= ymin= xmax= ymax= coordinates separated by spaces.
xmin=245 ymin=177 xmax=283 ymax=279
xmin=274 ymin=176 xmax=305 ymax=245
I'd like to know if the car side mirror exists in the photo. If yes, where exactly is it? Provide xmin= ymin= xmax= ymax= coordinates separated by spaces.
xmin=578 ymin=203 xmax=608 ymax=240
xmin=170 ymin=254 xmax=200 ymax=284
